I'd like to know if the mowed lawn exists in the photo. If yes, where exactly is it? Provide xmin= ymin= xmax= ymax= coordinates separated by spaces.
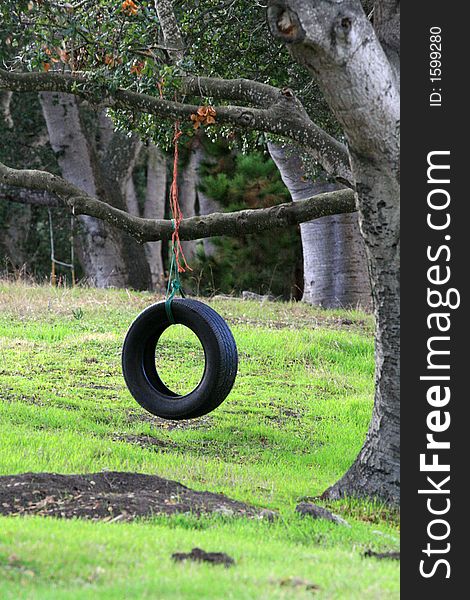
xmin=0 ymin=281 xmax=399 ymax=599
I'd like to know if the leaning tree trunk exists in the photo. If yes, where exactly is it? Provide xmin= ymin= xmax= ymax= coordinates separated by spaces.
xmin=268 ymin=0 xmax=400 ymax=503
xmin=268 ymin=142 xmax=371 ymax=308
xmin=191 ymin=144 xmax=219 ymax=258
xmin=96 ymin=120 xmax=152 ymax=290
xmin=177 ymin=140 xmax=202 ymax=263
xmin=0 ymin=203 xmax=31 ymax=271
xmin=143 ymin=144 xmax=167 ymax=290
xmin=40 ymin=93 xmax=151 ymax=289
xmin=40 ymin=92 xmax=128 ymax=287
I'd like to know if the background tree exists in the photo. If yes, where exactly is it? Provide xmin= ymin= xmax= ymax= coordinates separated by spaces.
xmin=268 ymin=142 xmax=371 ymax=307
xmin=0 ymin=91 xmax=74 ymax=280
xmin=0 ymin=0 xmax=399 ymax=504
xmin=196 ymin=146 xmax=303 ymax=299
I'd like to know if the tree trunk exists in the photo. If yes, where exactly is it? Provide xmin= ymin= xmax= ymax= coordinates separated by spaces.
xmin=40 ymin=92 xmax=127 ymax=287
xmin=198 ymin=188 xmax=220 ymax=258
xmin=301 ymin=213 xmax=371 ymax=308
xmin=125 ymin=173 xmax=140 ymax=218
xmin=177 ymin=141 xmax=201 ymax=263
xmin=268 ymin=142 xmax=371 ymax=308
xmin=143 ymin=144 xmax=167 ymax=290
xmin=194 ymin=146 xmax=219 ymax=258
xmin=97 ymin=123 xmax=152 ymax=291
xmin=40 ymin=92 xmax=151 ymax=289
xmin=322 ymin=165 xmax=400 ymax=503
xmin=0 ymin=203 xmax=31 ymax=271
xmin=268 ymin=0 xmax=400 ymax=503
xmin=0 ymin=91 xmax=13 ymax=128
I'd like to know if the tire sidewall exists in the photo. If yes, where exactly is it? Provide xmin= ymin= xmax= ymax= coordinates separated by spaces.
xmin=122 ymin=299 xmax=233 ymax=419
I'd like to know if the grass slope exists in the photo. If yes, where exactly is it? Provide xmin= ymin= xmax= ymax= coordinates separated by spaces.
xmin=0 ymin=281 xmax=399 ymax=599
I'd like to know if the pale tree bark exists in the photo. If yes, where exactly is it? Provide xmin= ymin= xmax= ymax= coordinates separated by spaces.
xmin=373 ymin=0 xmax=400 ymax=80
xmin=0 ymin=91 xmax=13 ymax=128
xmin=268 ymin=142 xmax=371 ymax=308
xmin=95 ymin=111 xmax=115 ymax=159
xmin=196 ymin=146 xmax=220 ymax=258
xmin=198 ymin=188 xmax=220 ymax=258
xmin=143 ymin=144 xmax=167 ymax=289
xmin=177 ymin=140 xmax=201 ymax=262
xmin=0 ymin=204 xmax=31 ymax=270
xmin=125 ymin=173 xmax=140 ymax=218
xmin=154 ymin=0 xmax=185 ymax=63
xmin=40 ymin=92 xmax=128 ymax=287
xmin=268 ymin=0 xmax=400 ymax=503
xmin=39 ymin=93 xmax=152 ymax=289
xmin=300 ymin=213 xmax=371 ymax=308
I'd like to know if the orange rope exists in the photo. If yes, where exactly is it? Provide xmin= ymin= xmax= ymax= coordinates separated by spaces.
xmin=156 ymin=80 xmax=191 ymax=274
xmin=169 ymin=121 xmax=191 ymax=273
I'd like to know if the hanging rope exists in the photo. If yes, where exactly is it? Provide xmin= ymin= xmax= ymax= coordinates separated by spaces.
xmin=165 ymin=120 xmax=192 ymax=324
xmin=169 ymin=121 xmax=191 ymax=275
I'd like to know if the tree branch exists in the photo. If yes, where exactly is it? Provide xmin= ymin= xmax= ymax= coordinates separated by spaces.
xmin=0 ymin=69 xmax=352 ymax=184
xmin=182 ymin=76 xmax=281 ymax=106
xmin=154 ymin=0 xmax=185 ymax=63
xmin=0 ymin=160 xmax=355 ymax=243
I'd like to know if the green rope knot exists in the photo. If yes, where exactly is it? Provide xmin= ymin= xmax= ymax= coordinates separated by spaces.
xmin=165 ymin=243 xmax=185 ymax=324
xmin=165 ymin=278 xmax=186 ymax=324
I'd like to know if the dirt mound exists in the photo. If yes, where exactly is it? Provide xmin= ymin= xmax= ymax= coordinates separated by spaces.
xmin=172 ymin=547 xmax=235 ymax=567
xmin=0 ymin=471 xmax=272 ymax=522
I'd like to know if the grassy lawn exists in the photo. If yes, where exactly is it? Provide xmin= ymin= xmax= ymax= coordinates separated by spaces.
xmin=0 ymin=281 xmax=399 ymax=599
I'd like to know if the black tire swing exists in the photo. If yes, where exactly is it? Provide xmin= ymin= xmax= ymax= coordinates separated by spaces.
xmin=122 ymin=298 xmax=238 ymax=420
xmin=121 ymin=122 xmax=238 ymax=420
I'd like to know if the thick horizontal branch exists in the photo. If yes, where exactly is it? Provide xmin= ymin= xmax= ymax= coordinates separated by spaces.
xmin=182 ymin=76 xmax=281 ymax=106
xmin=0 ymin=160 xmax=356 ymax=243
xmin=0 ymin=69 xmax=352 ymax=183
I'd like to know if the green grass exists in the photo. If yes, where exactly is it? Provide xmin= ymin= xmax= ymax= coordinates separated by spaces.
xmin=0 ymin=281 xmax=399 ymax=599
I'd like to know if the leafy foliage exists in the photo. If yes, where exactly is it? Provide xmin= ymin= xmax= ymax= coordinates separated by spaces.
xmin=0 ymin=0 xmax=340 ymax=149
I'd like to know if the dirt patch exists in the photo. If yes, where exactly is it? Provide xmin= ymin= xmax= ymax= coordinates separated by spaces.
xmin=172 ymin=547 xmax=235 ymax=568
xmin=0 ymin=391 xmax=47 ymax=408
xmin=0 ymin=471 xmax=271 ymax=522
xmin=296 ymin=502 xmax=350 ymax=526
xmin=126 ymin=409 xmax=213 ymax=431
xmin=0 ymin=391 xmax=81 ymax=411
xmin=111 ymin=433 xmax=176 ymax=450
xmin=226 ymin=315 xmax=370 ymax=333
xmin=364 ymin=550 xmax=400 ymax=560
xmin=278 ymin=576 xmax=320 ymax=591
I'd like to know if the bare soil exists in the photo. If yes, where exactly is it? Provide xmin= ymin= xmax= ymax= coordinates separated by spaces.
xmin=0 ymin=471 xmax=272 ymax=522
xmin=364 ymin=550 xmax=400 ymax=560
xmin=171 ymin=547 xmax=235 ymax=567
